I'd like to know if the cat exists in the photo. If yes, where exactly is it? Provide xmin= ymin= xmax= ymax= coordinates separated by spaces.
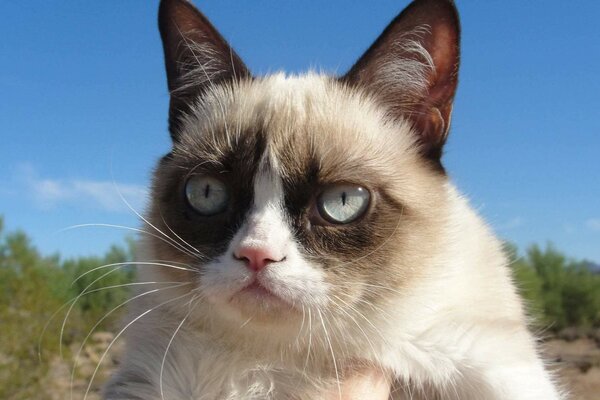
xmin=103 ymin=0 xmax=565 ymax=398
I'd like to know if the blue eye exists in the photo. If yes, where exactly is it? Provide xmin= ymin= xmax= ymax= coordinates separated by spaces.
xmin=317 ymin=185 xmax=370 ymax=224
xmin=185 ymin=175 xmax=229 ymax=216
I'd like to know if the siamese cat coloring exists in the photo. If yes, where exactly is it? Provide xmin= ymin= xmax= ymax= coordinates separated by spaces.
xmin=104 ymin=0 xmax=565 ymax=399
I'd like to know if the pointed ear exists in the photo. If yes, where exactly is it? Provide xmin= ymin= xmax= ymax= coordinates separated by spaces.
xmin=342 ymin=0 xmax=460 ymax=165
xmin=158 ymin=0 xmax=251 ymax=140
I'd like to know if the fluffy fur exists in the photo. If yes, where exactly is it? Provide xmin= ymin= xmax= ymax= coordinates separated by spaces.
xmin=104 ymin=1 xmax=565 ymax=399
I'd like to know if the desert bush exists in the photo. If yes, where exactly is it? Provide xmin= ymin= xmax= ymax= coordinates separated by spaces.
xmin=509 ymin=243 xmax=600 ymax=331
xmin=0 ymin=217 xmax=133 ymax=399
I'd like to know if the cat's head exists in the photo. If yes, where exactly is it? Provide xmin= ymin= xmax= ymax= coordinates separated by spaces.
xmin=146 ymin=0 xmax=460 ymax=331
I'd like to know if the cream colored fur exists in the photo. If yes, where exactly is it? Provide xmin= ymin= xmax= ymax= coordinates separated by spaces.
xmin=104 ymin=74 xmax=565 ymax=399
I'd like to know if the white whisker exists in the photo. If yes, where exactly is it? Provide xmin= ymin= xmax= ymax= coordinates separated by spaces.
xmin=72 ymin=261 xmax=194 ymax=285
xmin=70 ymin=281 xmax=191 ymax=400
xmin=59 ymin=266 xmax=121 ymax=358
xmin=58 ymin=223 xmax=203 ymax=260
xmin=83 ymin=291 xmax=195 ymax=400
xmin=160 ymin=293 xmax=199 ymax=400
xmin=317 ymin=308 xmax=341 ymax=399
xmin=158 ymin=208 xmax=203 ymax=256
xmin=303 ymin=307 xmax=314 ymax=375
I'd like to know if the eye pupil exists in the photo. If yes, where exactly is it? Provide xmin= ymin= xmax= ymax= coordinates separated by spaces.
xmin=185 ymin=176 xmax=229 ymax=216
xmin=317 ymin=185 xmax=370 ymax=224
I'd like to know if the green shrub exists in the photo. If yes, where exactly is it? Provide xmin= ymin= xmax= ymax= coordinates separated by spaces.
xmin=0 ymin=217 xmax=134 ymax=399
xmin=509 ymin=243 xmax=600 ymax=330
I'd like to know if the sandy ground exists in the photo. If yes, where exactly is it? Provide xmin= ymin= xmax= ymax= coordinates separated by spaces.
xmin=46 ymin=332 xmax=600 ymax=399
xmin=543 ymin=337 xmax=600 ymax=400
xmin=44 ymin=332 xmax=123 ymax=400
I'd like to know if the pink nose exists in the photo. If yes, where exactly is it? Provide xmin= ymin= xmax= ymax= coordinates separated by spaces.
xmin=234 ymin=246 xmax=284 ymax=272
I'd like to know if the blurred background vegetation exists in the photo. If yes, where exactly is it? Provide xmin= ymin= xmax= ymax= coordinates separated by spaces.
xmin=0 ymin=216 xmax=134 ymax=399
xmin=0 ymin=215 xmax=599 ymax=399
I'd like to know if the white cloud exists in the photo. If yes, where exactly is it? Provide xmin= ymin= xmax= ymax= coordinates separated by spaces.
xmin=587 ymin=218 xmax=600 ymax=232
xmin=20 ymin=164 xmax=148 ymax=213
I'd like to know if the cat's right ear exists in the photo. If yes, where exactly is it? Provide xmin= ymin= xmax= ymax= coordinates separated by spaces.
xmin=159 ymin=0 xmax=250 ymax=141
xmin=342 ymin=0 xmax=460 ymax=168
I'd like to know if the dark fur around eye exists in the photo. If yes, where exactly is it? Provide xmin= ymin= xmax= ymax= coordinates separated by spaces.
xmin=280 ymin=161 xmax=405 ymax=267
xmin=147 ymin=133 xmax=267 ymax=263
xmin=149 ymin=127 xmax=405 ymax=270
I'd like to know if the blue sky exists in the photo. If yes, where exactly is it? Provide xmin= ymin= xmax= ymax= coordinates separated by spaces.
xmin=1 ymin=1 xmax=599 ymax=262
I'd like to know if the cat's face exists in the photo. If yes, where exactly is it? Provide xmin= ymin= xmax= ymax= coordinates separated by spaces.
xmin=148 ymin=0 xmax=460 ymax=330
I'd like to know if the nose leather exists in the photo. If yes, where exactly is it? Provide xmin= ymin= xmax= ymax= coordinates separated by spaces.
xmin=235 ymin=246 xmax=284 ymax=272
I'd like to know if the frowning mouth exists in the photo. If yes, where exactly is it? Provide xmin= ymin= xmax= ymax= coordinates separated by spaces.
xmin=240 ymin=281 xmax=279 ymax=299
xmin=230 ymin=279 xmax=296 ymax=310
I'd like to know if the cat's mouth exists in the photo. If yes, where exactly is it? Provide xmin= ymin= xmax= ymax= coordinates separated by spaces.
xmin=240 ymin=281 xmax=279 ymax=299
xmin=229 ymin=278 xmax=298 ymax=311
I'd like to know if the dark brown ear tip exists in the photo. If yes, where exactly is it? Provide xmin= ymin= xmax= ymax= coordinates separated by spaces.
xmin=159 ymin=0 xmax=207 ymax=36
xmin=159 ymin=0 xmax=199 ymax=29
xmin=411 ymin=0 xmax=458 ymax=10
xmin=158 ymin=0 xmax=185 ymax=19
xmin=158 ymin=0 xmax=182 ymax=35
xmin=406 ymin=0 xmax=460 ymax=26
xmin=159 ymin=0 xmax=194 ymax=12
xmin=436 ymin=0 xmax=459 ymax=19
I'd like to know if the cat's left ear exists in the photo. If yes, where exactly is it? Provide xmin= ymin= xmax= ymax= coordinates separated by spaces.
xmin=342 ymin=0 xmax=460 ymax=165
xmin=159 ymin=0 xmax=251 ymax=140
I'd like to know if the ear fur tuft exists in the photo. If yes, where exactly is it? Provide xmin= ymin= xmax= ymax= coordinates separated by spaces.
xmin=158 ymin=0 xmax=251 ymax=140
xmin=343 ymin=0 xmax=460 ymax=166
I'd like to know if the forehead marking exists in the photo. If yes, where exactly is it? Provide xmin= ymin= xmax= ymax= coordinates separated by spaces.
xmin=238 ymin=148 xmax=292 ymax=249
xmin=253 ymin=149 xmax=284 ymax=209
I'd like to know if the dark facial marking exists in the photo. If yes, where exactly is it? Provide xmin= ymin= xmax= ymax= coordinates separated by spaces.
xmin=149 ymin=130 xmax=267 ymax=264
xmin=276 ymin=146 xmax=405 ymax=270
